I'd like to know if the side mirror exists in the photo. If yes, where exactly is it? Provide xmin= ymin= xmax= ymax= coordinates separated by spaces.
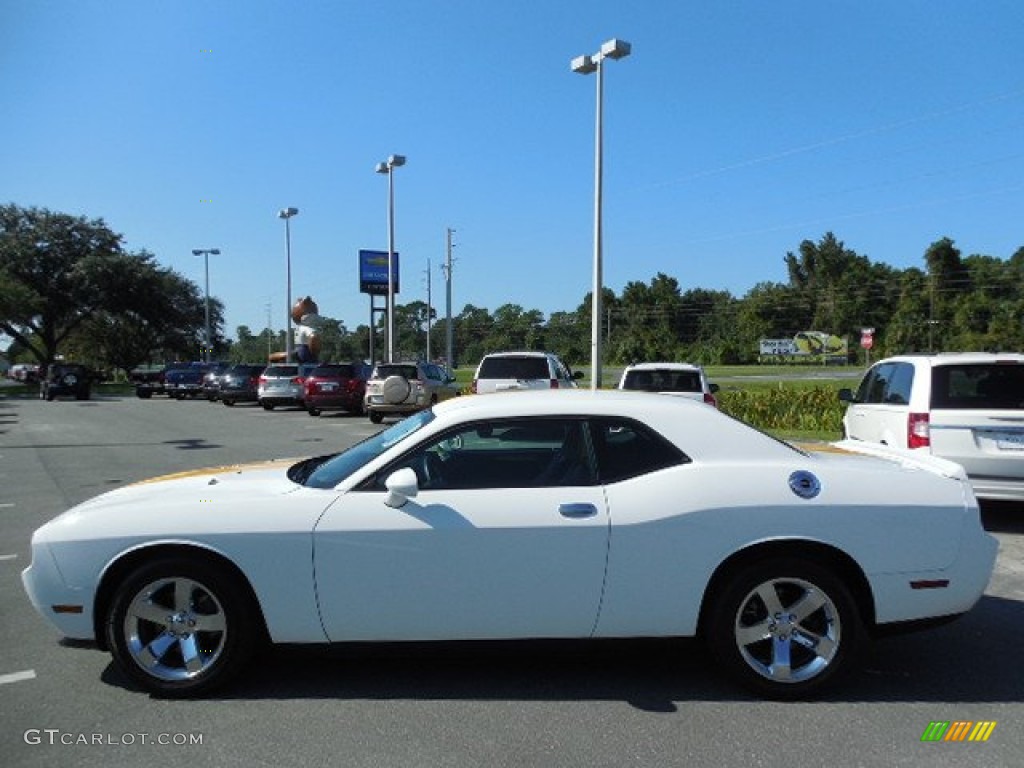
xmin=709 ymin=383 xmax=720 ymax=394
xmin=572 ymin=370 xmax=584 ymax=380
xmin=384 ymin=467 xmax=420 ymax=508
xmin=838 ymin=388 xmax=855 ymax=403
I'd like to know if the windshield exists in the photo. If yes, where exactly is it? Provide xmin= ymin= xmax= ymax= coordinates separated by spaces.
xmin=304 ymin=409 xmax=435 ymax=488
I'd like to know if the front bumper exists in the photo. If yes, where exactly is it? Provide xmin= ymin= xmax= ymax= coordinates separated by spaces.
xmin=21 ymin=542 xmax=95 ymax=641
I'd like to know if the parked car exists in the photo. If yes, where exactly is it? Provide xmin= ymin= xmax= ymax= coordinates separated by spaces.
xmin=257 ymin=363 xmax=317 ymax=410
xmin=471 ymin=351 xmax=582 ymax=394
xmin=304 ymin=362 xmax=372 ymax=416
xmin=364 ymin=361 xmax=460 ymax=423
xmin=219 ymin=364 xmax=266 ymax=407
xmin=201 ymin=362 xmax=232 ymax=401
xmin=617 ymin=362 xmax=719 ymax=407
xmin=164 ymin=362 xmax=215 ymax=399
xmin=22 ymin=390 xmax=996 ymax=699
xmin=39 ymin=363 xmax=91 ymax=401
xmin=133 ymin=362 xmax=190 ymax=399
xmin=839 ymin=352 xmax=1024 ymax=502
xmin=9 ymin=363 xmax=41 ymax=383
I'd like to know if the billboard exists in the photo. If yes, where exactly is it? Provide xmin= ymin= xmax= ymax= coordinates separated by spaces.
xmin=359 ymin=249 xmax=400 ymax=295
xmin=759 ymin=331 xmax=847 ymax=359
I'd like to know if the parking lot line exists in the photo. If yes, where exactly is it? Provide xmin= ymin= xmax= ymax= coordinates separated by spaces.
xmin=0 ymin=669 xmax=36 ymax=685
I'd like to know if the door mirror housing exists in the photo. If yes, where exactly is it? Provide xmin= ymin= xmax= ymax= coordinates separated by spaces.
xmin=384 ymin=467 xmax=419 ymax=508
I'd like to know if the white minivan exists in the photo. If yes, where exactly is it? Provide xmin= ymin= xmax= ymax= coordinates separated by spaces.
xmin=839 ymin=352 xmax=1024 ymax=502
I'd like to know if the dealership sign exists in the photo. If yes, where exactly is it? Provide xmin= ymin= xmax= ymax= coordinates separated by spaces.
xmin=359 ymin=250 xmax=400 ymax=295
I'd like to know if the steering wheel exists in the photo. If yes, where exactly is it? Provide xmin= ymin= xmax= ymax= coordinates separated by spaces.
xmin=421 ymin=451 xmax=447 ymax=488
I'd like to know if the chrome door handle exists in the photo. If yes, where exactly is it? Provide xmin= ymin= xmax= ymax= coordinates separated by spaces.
xmin=559 ymin=503 xmax=597 ymax=519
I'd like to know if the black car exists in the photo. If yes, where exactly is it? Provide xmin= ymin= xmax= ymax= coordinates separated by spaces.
xmin=201 ymin=362 xmax=232 ymax=401
xmin=40 ymin=363 xmax=91 ymax=401
xmin=164 ymin=362 xmax=215 ymax=399
xmin=133 ymin=362 xmax=191 ymax=398
xmin=219 ymin=364 xmax=266 ymax=406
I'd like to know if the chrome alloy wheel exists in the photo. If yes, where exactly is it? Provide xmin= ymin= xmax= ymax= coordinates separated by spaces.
xmin=122 ymin=576 xmax=228 ymax=682
xmin=733 ymin=576 xmax=840 ymax=684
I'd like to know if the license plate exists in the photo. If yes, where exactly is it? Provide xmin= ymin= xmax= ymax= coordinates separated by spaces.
xmin=996 ymin=432 xmax=1024 ymax=450
xmin=319 ymin=383 xmax=337 ymax=391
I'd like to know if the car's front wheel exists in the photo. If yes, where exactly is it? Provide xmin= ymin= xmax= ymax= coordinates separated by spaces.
xmin=705 ymin=558 xmax=863 ymax=699
xmin=105 ymin=557 xmax=260 ymax=697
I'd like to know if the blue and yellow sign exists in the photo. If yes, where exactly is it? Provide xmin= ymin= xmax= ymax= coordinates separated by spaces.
xmin=359 ymin=249 xmax=400 ymax=295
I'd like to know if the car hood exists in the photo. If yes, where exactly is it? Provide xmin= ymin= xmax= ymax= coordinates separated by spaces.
xmin=35 ymin=460 xmax=306 ymax=543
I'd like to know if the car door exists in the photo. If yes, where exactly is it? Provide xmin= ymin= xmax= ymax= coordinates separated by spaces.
xmin=845 ymin=362 xmax=899 ymax=444
xmin=313 ymin=417 xmax=610 ymax=642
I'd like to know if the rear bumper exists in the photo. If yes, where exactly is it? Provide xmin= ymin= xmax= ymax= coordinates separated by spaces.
xmin=870 ymin=524 xmax=998 ymax=625
xmin=967 ymin=475 xmax=1024 ymax=503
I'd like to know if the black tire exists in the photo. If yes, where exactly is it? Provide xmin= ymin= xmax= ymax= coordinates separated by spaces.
xmin=369 ymin=410 xmax=384 ymax=424
xmin=261 ymin=402 xmax=274 ymax=411
xmin=307 ymin=408 xmax=320 ymax=417
xmin=705 ymin=557 xmax=863 ymax=700
xmin=105 ymin=557 xmax=260 ymax=698
xmin=136 ymin=389 xmax=152 ymax=399
xmin=45 ymin=390 xmax=55 ymax=402
xmin=76 ymin=388 xmax=91 ymax=400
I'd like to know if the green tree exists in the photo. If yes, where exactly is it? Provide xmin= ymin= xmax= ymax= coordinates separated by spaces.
xmin=0 ymin=205 xmax=209 ymax=370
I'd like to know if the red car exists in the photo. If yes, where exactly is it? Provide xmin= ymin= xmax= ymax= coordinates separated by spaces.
xmin=304 ymin=363 xmax=372 ymax=416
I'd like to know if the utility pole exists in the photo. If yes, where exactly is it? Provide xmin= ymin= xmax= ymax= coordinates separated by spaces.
xmin=425 ymin=258 xmax=432 ymax=361
xmin=265 ymin=302 xmax=272 ymax=360
xmin=442 ymin=228 xmax=456 ymax=373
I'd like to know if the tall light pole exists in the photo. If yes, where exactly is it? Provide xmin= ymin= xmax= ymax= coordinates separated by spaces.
xmin=277 ymin=207 xmax=299 ymax=361
xmin=191 ymin=248 xmax=220 ymax=362
xmin=375 ymin=154 xmax=405 ymax=362
xmin=571 ymin=38 xmax=631 ymax=390
xmin=443 ymin=227 xmax=455 ymax=373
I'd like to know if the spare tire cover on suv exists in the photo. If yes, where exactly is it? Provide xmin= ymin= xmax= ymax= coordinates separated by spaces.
xmin=381 ymin=375 xmax=412 ymax=404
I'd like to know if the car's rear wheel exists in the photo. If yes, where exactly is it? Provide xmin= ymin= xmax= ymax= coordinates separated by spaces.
xmin=705 ymin=558 xmax=863 ymax=699
xmin=261 ymin=402 xmax=274 ymax=411
xmin=105 ymin=558 xmax=259 ymax=697
xmin=369 ymin=410 xmax=384 ymax=424
xmin=307 ymin=407 xmax=320 ymax=417
xmin=222 ymin=399 xmax=234 ymax=407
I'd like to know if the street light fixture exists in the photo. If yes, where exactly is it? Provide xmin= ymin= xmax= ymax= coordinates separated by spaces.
xmin=277 ymin=207 xmax=299 ymax=361
xmin=191 ymin=248 xmax=220 ymax=363
xmin=375 ymin=154 xmax=406 ymax=362
xmin=571 ymin=37 xmax=631 ymax=390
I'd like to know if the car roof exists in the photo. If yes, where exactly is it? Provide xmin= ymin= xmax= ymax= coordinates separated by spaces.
xmin=874 ymin=352 xmax=1024 ymax=366
xmin=479 ymin=351 xmax=558 ymax=359
xmin=429 ymin=390 xmax=794 ymax=460
xmin=623 ymin=362 xmax=703 ymax=372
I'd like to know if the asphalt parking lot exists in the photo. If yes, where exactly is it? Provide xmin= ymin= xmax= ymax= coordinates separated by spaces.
xmin=1 ymin=392 xmax=1022 ymax=768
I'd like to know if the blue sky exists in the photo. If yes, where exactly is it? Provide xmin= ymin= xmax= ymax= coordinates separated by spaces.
xmin=3 ymin=1 xmax=1023 ymax=341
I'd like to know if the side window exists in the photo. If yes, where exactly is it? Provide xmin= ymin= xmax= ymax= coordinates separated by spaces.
xmin=366 ymin=418 xmax=597 ymax=491
xmin=590 ymin=418 xmax=689 ymax=483
xmin=884 ymin=363 xmax=914 ymax=405
xmin=856 ymin=364 xmax=894 ymax=404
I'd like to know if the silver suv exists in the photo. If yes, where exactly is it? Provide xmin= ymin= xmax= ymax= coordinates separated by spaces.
xmin=257 ymin=363 xmax=317 ymax=410
xmin=839 ymin=352 xmax=1024 ymax=502
xmin=364 ymin=361 xmax=460 ymax=424
xmin=472 ymin=351 xmax=582 ymax=394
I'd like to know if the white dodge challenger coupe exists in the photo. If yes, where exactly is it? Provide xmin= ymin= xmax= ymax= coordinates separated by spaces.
xmin=22 ymin=390 xmax=997 ymax=698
